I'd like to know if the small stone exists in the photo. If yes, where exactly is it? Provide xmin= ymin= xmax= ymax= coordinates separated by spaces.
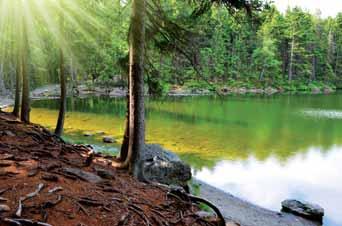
xmin=96 ymin=131 xmax=106 ymax=135
xmin=0 ymin=204 xmax=10 ymax=212
xmin=226 ymin=222 xmax=240 ymax=226
xmin=83 ymin=132 xmax=93 ymax=137
xmin=28 ymin=168 xmax=39 ymax=177
xmin=196 ymin=211 xmax=215 ymax=219
xmin=281 ymin=199 xmax=324 ymax=222
xmin=103 ymin=136 xmax=115 ymax=143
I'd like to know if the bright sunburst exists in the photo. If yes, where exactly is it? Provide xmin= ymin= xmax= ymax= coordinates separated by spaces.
xmin=0 ymin=0 xmax=105 ymax=80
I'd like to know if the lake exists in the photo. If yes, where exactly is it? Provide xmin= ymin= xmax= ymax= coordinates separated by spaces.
xmin=31 ymin=93 xmax=342 ymax=226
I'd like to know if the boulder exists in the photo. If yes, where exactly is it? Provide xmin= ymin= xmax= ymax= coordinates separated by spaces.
xmin=141 ymin=144 xmax=191 ymax=187
xmin=281 ymin=199 xmax=324 ymax=222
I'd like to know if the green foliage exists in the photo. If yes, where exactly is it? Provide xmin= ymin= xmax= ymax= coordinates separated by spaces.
xmin=1 ymin=1 xmax=341 ymax=95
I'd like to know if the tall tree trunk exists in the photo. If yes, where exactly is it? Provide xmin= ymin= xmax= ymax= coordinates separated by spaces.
xmin=20 ymin=19 xmax=30 ymax=123
xmin=0 ymin=63 xmax=7 ymax=96
xmin=55 ymin=5 xmax=66 ymax=137
xmin=288 ymin=37 xmax=295 ymax=81
xmin=113 ymin=0 xmax=146 ymax=179
xmin=13 ymin=58 xmax=21 ymax=117
xmin=70 ymin=58 xmax=78 ymax=95
xmin=311 ymin=45 xmax=316 ymax=81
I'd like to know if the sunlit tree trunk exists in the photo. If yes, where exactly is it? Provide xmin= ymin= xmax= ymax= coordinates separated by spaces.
xmin=13 ymin=56 xmax=21 ymax=118
xmin=55 ymin=5 xmax=67 ymax=137
xmin=114 ymin=0 xmax=146 ymax=178
xmin=20 ymin=18 xmax=30 ymax=123
xmin=0 ymin=63 xmax=7 ymax=96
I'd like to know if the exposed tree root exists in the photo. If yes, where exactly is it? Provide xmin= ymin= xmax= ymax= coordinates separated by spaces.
xmin=0 ymin=111 xmax=221 ymax=226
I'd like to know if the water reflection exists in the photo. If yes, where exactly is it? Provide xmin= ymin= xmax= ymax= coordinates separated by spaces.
xmin=194 ymin=147 xmax=342 ymax=226
xmin=30 ymin=94 xmax=342 ymax=225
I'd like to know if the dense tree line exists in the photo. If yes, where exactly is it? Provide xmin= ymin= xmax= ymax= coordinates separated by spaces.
xmin=1 ymin=2 xmax=341 ymax=95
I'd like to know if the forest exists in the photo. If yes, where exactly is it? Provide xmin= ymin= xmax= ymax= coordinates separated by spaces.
xmin=0 ymin=1 xmax=341 ymax=97
xmin=0 ymin=0 xmax=341 ymax=226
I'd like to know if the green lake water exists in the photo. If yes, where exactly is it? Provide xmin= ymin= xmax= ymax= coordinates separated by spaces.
xmin=31 ymin=94 xmax=342 ymax=226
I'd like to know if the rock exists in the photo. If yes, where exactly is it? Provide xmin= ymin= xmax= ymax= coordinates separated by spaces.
xmin=83 ymin=132 xmax=93 ymax=137
xmin=28 ymin=168 xmax=39 ymax=177
xmin=323 ymin=87 xmax=334 ymax=94
xmin=142 ymin=144 xmax=191 ymax=187
xmin=96 ymin=131 xmax=106 ymax=135
xmin=265 ymin=87 xmax=278 ymax=95
xmin=63 ymin=167 xmax=103 ymax=184
xmin=231 ymin=87 xmax=247 ymax=94
xmin=226 ymin=222 xmax=241 ymax=226
xmin=143 ymin=144 xmax=181 ymax=162
xmin=281 ymin=199 xmax=324 ymax=222
xmin=109 ymin=88 xmax=127 ymax=97
xmin=0 ymin=204 xmax=10 ymax=212
xmin=196 ymin=211 xmax=215 ymax=219
xmin=103 ymin=136 xmax=115 ymax=143
xmin=249 ymin=88 xmax=264 ymax=94
xmin=311 ymin=87 xmax=321 ymax=94
xmin=95 ymin=167 xmax=115 ymax=179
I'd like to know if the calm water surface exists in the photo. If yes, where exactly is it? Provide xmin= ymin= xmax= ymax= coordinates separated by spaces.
xmin=31 ymin=94 xmax=342 ymax=226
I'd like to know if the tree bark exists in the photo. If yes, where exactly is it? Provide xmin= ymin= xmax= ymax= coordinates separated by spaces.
xmin=13 ymin=58 xmax=21 ymax=118
xmin=288 ymin=37 xmax=295 ymax=81
xmin=113 ymin=0 xmax=146 ymax=179
xmin=55 ymin=5 xmax=67 ymax=137
xmin=20 ymin=18 xmax=30 ymax=123
xmin=0 ymin=63 xmax=7 ymax=96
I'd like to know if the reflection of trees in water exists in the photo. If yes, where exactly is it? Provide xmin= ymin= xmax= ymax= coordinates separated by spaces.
xmin=31 ymin=95 xmax=342 ymax=167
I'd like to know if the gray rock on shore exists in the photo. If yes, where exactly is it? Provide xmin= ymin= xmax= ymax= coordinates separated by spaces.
xmin=141 ymin=144 xmax=192 ymax=187
xmin=281 ymin=199 xmax=324 ymax=222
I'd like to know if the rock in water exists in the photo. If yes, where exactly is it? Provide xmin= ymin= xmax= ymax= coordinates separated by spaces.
xmin=281 ymin=199 xmax=324 ymax=222
xmin=103 ymin=136 xmax=115 ymax=143
xmin=142 ymin=144 xmax=192 ymax=187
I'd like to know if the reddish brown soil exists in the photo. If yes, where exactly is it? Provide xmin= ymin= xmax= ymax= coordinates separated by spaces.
xmin=0 ymin=111 xmax=218 ymax=226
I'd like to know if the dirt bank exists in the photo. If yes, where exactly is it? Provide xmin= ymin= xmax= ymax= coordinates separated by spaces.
xmin=0 ymin=111 xmax=219 ymax=226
